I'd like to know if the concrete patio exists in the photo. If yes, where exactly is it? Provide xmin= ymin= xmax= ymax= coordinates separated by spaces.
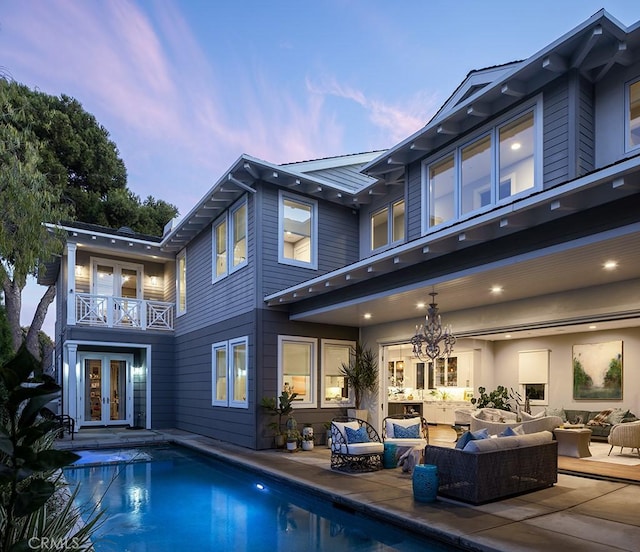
xmin=56 ymin=428 xmax=640 ymax=552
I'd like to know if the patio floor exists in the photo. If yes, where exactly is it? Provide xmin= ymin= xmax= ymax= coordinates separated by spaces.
xmin=55 ymin=427 xmax=640 ymax=552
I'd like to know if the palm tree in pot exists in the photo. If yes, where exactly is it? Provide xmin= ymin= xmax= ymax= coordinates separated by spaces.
xmin=340 ymin=342 xmax=378 ymax=421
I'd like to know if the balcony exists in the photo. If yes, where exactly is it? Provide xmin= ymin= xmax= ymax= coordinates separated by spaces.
xmin=74 ymin=293 xmax=174 ymax=331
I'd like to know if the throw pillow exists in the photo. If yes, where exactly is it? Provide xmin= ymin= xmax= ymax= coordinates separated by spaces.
xmin=587 ymin=409 xmax=613 ymax=426
xmin=607 ymin=409 xmax=629 ymax=425
xmin=545 ymin=407 xmax=566 ymax=420
xmin=499 ymin=425 xmax=524 ymax=437
xmin=455 ymin=428 xmax=489 ymax=449
xmin=393 ymin=423 xmax=420 ymax=439
xmin=345 ymin=426 xmax=369 ymax=444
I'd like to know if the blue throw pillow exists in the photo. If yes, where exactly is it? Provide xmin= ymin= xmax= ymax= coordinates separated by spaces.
xmin=455 ymin=428 xmax=490 ymax=449
xmin=499 ymin=426 xmax=517 ymax=437
xmin=393 ymin=423 xmax=420 ymax=439
xmin=345 ymin=426 xmax=369 ymax=443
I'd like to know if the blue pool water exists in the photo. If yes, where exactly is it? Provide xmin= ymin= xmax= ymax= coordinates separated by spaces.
xmin=64 ymin=446 xmax=459 ymax=552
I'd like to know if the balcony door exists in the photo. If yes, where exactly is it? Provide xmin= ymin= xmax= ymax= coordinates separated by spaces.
xmin=91 ymin=258 xmax=143 ymax=326
xmin=80 ymin=353 xmax=133 ymax=426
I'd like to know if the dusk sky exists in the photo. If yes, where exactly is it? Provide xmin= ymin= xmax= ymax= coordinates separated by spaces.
xmin=2 ymin=0 xmax=639 ymax=337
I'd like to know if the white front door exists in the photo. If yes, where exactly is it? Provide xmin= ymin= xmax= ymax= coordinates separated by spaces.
xmin=79 ymin=353 xmax=133 ymax=426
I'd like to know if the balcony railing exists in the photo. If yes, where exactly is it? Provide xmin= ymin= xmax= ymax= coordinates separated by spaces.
xmin=75 ymin=293 xmax=174 ymax=331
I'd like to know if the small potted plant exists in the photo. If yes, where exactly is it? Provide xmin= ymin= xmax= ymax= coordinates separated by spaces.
xmin=340 ymin=342 xmax=378 ymax=420
xmin=261 ymin=389 xmax=298 ymax=448
xmin=302 ymin=425 xmax=314 ymax=451
xmin=286 ymin=429 xmax=300 ymax=451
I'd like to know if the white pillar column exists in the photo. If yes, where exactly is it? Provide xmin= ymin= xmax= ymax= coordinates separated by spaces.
xmin=66 ymin=343 xmax=78 ymax=425
xmin=66 ymin=243 xmax=77 ymax=326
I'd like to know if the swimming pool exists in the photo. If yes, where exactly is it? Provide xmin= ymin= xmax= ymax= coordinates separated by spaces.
xmin=64 ymin=445 xmax=459 ymax=551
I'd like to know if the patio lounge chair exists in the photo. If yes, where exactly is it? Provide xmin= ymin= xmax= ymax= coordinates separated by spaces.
xmin=330 ymin=417 xmax=384 ymax=472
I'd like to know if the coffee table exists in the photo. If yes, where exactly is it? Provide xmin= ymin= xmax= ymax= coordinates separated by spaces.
xmin=553 ymin=427 xmax=592 ymax=457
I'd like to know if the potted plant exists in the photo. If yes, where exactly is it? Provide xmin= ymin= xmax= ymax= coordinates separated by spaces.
xmin=286 ymin=429 xmax=300 ymax=451
xmin=260 ymin=389 xmax=298 ymax=448
xmin=301 ymin=433 xmax=314 ymax=451
xmin=340 ymin=342 xmax=378 ymax=420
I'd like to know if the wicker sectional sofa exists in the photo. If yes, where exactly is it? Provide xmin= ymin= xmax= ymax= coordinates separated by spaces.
xmin=423 ymin=431 xmax=558 ymax=504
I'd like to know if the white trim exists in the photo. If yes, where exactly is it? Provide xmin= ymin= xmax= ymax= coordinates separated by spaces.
xmin=229 ymin=199 xmax=248 ymax=274
xmin=625 ymin=76 xmax=640 ymax=153
xmin=278 ymin=191 xmax=318 ymax=270
xmin=278 ymin=335 xmax=317 ymax=408
xmin=229 ymin=336 xmax=249 ymax=409
xmin=212 ymin=216 xmax=228 ymax=283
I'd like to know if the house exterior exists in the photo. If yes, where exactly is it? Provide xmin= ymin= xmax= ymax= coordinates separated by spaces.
xmin=44 ymin=10 xmax=640 ymax=449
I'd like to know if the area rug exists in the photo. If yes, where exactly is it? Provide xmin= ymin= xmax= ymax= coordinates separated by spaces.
xmin=582 ymin=442 xmax=640 ymax=466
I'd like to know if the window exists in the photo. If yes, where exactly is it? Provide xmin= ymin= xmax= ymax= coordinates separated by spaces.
xmin=627 ymin=78 xmax=640 ymax=151
xmin=371 ymin=200 xmax=405 ymax=250
xmin=518 ymin=349 xmax=549 ymax=406
xmin=213 ymin=219 xmax=227 ymax=280
xmin=231 ymin=202 xmax=247 ymax=268
xmin=212 ymin=342 xmax=227 ymax=406
xmin=212 ymin=337 xmax=248 ymax=408
xmin=423 ymin=101 xmax=540 ymax=230
xmin=321 ymin=340 xmax=354 ymax=407
xmin=176 ymin=249 xmax=186 ymax=316
xmin=279 ymin=192 xmax=317 ymax=269
xmin=278 ymin=336 xmax=316 ymax=407
xmin=212 ymin=198 xmax=247 ymax=282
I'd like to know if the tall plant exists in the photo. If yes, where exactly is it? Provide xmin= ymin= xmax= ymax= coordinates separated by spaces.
xmin=260 ymin=389 xmax=298 ymax=435
xmin=340 ymin=342 xmax=378 ymax=410
xmin=0 ymin=345 xmax=103 ymax=550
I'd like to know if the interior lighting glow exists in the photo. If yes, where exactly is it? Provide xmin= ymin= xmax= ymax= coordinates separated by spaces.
xmin=603 ymin=260 xmax=618 ymax=270
xmin=510 ymin=142 xmax=521 ymax=150
xmin=490 ymin=286 xmax=503 ymax=293
xmin=363 ymin=313 xmax=372 ymax=319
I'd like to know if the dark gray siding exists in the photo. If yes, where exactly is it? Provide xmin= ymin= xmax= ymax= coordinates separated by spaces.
xmin=174 ymin=194 xmax=256 ymax=337
xmin=173 ymin=311 xmax=256 ymax=448
xmin=543 ymin=75 xmax=570 ymax=187
xmin=256 ymin=309 xmax=359 ymax=450
xmin=577 ymin=75 xmax=595 ymax=177
xmin=259 ymin=184 xmax=359 ymax=298
xmin=406 ymin=161 xmax=422 ymax=242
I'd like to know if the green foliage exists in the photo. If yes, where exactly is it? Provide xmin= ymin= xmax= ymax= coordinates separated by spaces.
xmin=340 ymin=342 xmax=378 ymax=409
xmin=0 ymin=346 xmax=103 ymax=550
xmin=572 ymin=358 xmax=593 ymax=394
xmin=0 ymin=305 xmax=11 ymax=367
xmin=470 ymin=385 xmax=513 ymax=411
xmin=261 ymin=390 xmax=298 ymax=435
xmin=604 ymin=355 xmax=622 ymax=389
xmin=0 ymin=78 xmax=178 ymax=237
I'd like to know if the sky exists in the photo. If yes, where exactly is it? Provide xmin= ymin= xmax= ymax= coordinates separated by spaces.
xmin=2 ymin=0 xmax=640 ymax=338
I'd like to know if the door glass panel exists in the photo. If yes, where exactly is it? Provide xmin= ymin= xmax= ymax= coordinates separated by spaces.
xmin=120 ymin=269 xmax=137 ymax=298
xmin=85 ymin=359 xmax=103 ymax=422
xmin=95 ymin=265 xmax=114 ymax=296
xmin=110 ymin=360 xmax=127 ymax=421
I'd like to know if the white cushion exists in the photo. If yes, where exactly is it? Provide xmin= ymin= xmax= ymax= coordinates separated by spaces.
xmin=337 ymin=442 xmax=384 ymax=455
xmin=521 ymin=410 xmax=545 ymax=420
xmin=384 ymin=438 xmax=427 ymax=448
xmin=332 ymin=421 xmax=359 ymax=443
xmin=385 ymin=417 xmax=421 ymax=438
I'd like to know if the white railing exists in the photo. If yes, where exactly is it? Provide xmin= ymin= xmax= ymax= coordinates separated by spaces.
xmin=75 ymin=293 xmax=174 ymax=331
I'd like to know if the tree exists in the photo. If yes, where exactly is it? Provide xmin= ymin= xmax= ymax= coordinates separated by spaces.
xmin=0 ymin=78 xmax=179 ymax=358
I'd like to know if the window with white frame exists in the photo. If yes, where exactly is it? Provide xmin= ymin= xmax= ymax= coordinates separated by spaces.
xmin=518 ymin=349 xmax=549 ymax=406
xmin=176 ymin=249 xmax=186 ymax=316
xmin=423 ymin=101 xmax=540 ymax=230
xmin=212 ymin=337 xmax=248 ymax=408
xmin=371 ymin=200 xmax=405 ymax=250
xmin=212 ymin=198 xmax=248 ymax=282
xmin=321 ymin=339 xmax=355 ymax=407
xmin=278 ymin=335 xmax=316 ymax=407
xmin=278 ymin=192 xmax=317 ymax=269
xmin=627 ymin=78 xmax=640 ymax=151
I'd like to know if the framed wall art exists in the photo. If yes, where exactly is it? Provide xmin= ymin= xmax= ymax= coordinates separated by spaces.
xmin=572 ymin=340 xmax=623 ymax=400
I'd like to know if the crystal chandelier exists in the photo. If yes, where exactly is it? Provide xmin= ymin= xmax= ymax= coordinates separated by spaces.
xmin=411 ymin=291 xmax=456 ymax=361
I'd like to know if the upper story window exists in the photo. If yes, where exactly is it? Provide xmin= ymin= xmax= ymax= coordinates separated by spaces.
xmin=371 ymin=200 xmax=405 ymax=250
xmin=627 ymin=78 xmax=640 ymax=151
xmin=212 ymin=198 xmax=248 ymax=282
xmin=423 ymin=101 xmax=540 ymax=231
xmin=176 ymin=249 xmax=186 ymax=316
xmin=278 ymin=192 xmax=317 ymax=269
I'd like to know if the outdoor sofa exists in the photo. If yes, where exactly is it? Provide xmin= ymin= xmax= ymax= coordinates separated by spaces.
xmin=423 ymin=430 xmax=558 ymax=504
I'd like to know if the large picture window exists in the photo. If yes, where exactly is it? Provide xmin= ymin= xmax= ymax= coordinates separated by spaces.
xmin=212 ymin=337 xmax=248 ymax=408
xmin=278 ymin=336 xmax=316 ymax=407
xmin=423 ymin=101 xmax=540 ymax=231
xmin=321 ymin=339 xmax=355 ymax=408
xmin=278 ymin=192 xmax=317 ymax=269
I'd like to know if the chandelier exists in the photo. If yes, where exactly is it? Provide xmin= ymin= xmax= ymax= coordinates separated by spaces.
xmin=411 ymin=291 xmax=456 ymax=361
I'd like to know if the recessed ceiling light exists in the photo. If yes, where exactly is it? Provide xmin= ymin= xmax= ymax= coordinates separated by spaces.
xmin=490 ymin=286 xmax=503 ymax=293
xmin=505 ymin=334 xmax=512 ymax=339
xmin=363 ymin=313 xmax=372 ymax=319
xmin=417 ymin=302 xmax=426 ymax=309
xmin=603 ymin=260 xmax=618 ymax=270
xmin=511 ymin=142 xmax=521 ymax=150
xmin=589 ymin=325 xmax=597 ymax=330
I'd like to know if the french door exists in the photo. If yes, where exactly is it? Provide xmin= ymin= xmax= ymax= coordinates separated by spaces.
xmin=80 ymin=353 xmax=133 ymax=426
